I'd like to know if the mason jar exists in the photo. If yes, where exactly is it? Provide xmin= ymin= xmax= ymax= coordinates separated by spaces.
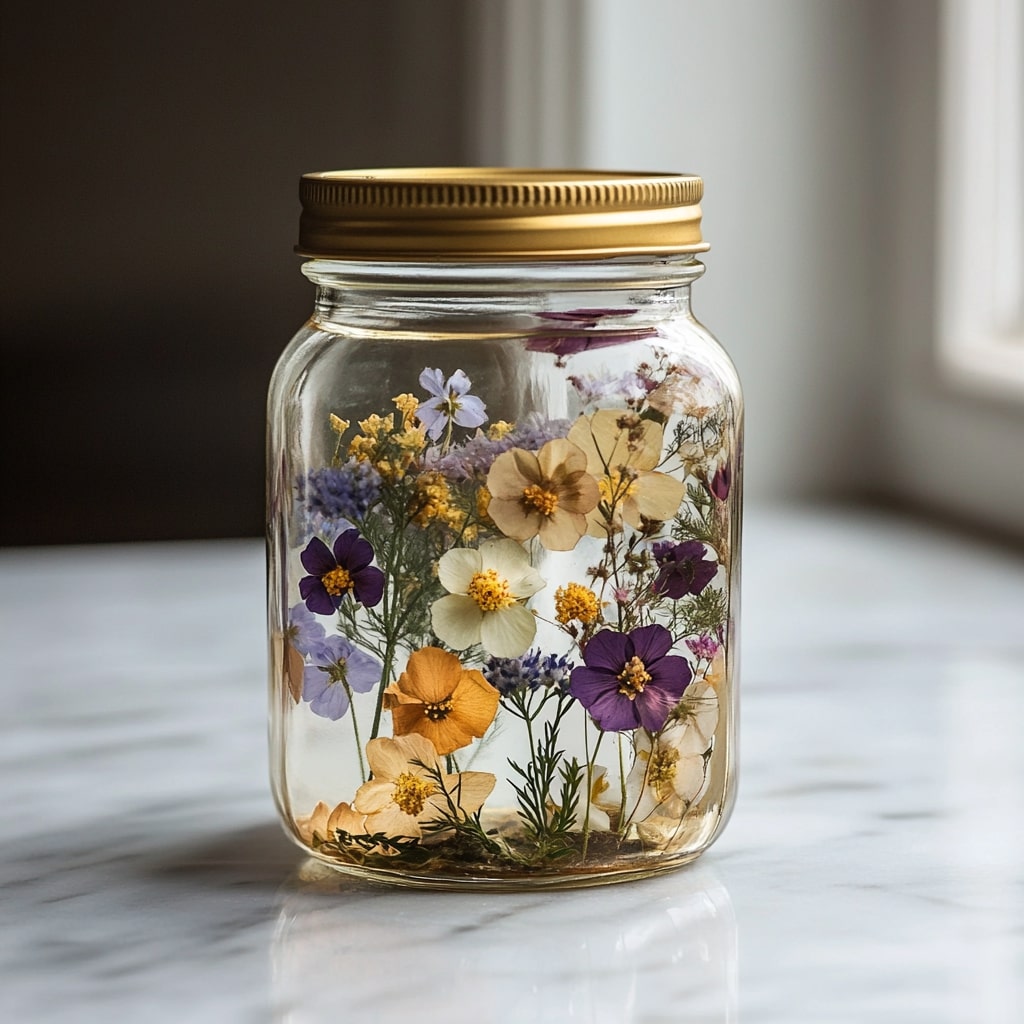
xmin=267 ymin=168 xmax=742 ymax=889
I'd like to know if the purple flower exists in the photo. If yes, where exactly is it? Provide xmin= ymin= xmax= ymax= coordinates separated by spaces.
xmin=298 ymin=461 xmax=382 ymax=522
xmin=685 ymin=633 xmax=720 ymax=661
xmin=526 ymin=308 xmax=659 ymax=359
xmin=708 ymin=461 xmax=731 ymax=500
xmin=286 ymin=603 xmax=328 ymax=657
xmin=298 ymin=530 xmax=385 ymax=615
xmin=302 ymin=635 xmax=381 ymax=720
xmin=416 ymin=368 xmax=488 ymax=440
xmin=483 ymin=648 xmax=574 ymax=696
xmin=652 ymin=541 xmax=717 ymax=599
xmin=569 ymin=624 xmax=692 ymax=732
xmin=427 ymin=414 xmax=571 ymax=479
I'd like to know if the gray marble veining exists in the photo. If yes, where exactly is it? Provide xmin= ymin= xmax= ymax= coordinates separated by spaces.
xmin=2 ymin=508 xmax=1021 ymax=1022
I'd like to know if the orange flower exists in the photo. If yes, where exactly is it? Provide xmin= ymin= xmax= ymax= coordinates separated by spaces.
xmin=486 ymin=438 xmax=600 ymax=551
xmin=383 ymin=646 xmax=500 ymax=754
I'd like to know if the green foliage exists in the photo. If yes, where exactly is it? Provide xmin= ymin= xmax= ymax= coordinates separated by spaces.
xmin=673 ymin=586 xmax=728 ymax=639
xmin=504 ymin=689 xmax=583 ymax=862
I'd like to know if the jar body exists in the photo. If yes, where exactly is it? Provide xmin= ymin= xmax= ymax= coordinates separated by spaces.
xmin=267 ymin=257 xmax=742 ymax=889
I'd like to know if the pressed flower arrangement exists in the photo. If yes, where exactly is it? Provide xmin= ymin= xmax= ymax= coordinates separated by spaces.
xmin=268 ymin=169 xmax=742 ymax=888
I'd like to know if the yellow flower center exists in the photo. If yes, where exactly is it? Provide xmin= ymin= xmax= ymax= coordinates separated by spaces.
xmin=647 ymin=747 xmax=680 ymax=801
xmin=598 ymin=470 xmax=639 ymax=506
xmin=424 ymin=696 xmax=454 ymax=721
xmin=521 ymin=483 xmax=560 ymax=517
xmin=392 ymin=772 xmax=436 ymax=816
xmin=554 ymin=582 xmax=600 ymax=625
xmin=617 ymin=655 xmax=651 ymax=700
xmin=322 ymin=566 xmax=354 ymax=597
xmin=467 ymin=569 xmax=516 ymax=612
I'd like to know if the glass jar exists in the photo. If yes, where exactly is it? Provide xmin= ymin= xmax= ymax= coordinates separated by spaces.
xmin=267 ymin=169 xmax=742 ymax=889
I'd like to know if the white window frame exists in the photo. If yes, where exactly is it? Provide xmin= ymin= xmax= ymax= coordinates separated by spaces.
xmin=938 ymin=0 xmax=1024 ymax=400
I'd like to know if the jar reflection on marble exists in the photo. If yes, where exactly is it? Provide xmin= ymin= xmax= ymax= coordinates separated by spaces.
xmin=267 ymin=169 xmax=743 ymax=889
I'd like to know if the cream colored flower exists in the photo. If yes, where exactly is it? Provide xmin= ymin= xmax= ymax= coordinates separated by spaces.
xmin=486 ymin=438 xmax=600 ymax=551
xmin=621 ymin=680 xmax=719 ymax=827
xmin=294 ymin=800 xmax=368 ymax=847
xmin=567 ymin=410 xmax=685 ymax=536
xmin=431 ymin=538 xmax=545 ymax=657
xmin=353 ymin=733 xmax=495 ymax=840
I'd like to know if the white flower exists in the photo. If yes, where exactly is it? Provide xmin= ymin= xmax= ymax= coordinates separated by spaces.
xmin=431 ymin=539 xmax=545 ymax=658
xmin=621 ymin=681 xmax=719 ymax=827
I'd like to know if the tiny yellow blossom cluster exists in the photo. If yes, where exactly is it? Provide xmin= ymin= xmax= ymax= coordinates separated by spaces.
xmin=410 ymin=472 xmax=459 ymax=528
xmin=554 ymin=582 xmax=601 ymax=625
xmin=345 ymin=396 xmax=427 ymax=479
xmin=487 ymin=420 xmax=515 ymax=440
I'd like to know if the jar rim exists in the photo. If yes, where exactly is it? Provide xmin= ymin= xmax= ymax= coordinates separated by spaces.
xmin=296 ymin=167 xmax=709 ymax=261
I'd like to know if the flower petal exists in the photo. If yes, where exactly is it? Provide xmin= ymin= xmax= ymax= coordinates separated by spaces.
xmin=536 ymin=508 xmax=587 ymax=551
xmin=419 ymin=367 xmax=447 ymax=398
xmin=646 ymin=654 xmax=693 ymax=705
xmin=431 ymin=594 xmax=484 ymax=651
xmin=400 ymin=646 xmax=464 ymax=704
xmin=505 ymin=562 xmax=546 ymax=599
xmin=414 ymin=715 xmax=475 ymax=756
xmin=352 ymin=565 xmax=385 ymax=608
xmin=634 ymin=686 xmax=679 ymax=732
xmin=300 ymin=536 xmax=336 ymax=576
xmin=445 ymin=369 xmax=473 ymax=396
xmin=453 ymin=394 xmax=487 ymax=429
xmin=630 ymin=472 xmax=685 ymax=524
xmin=435 ymin=770 xmax=496 ymax=816
xmin=298 ymin=576 xmax=337 ymax=615
xmin=352 ymin=778 xmax=397 ymax=815
xmin=581 ymin=629 xmax=630 ymax=672
xmin=479 ymin=605 xmax=536 ymax=658
xmin=536 ymin=437 xmax=586 ymax=478
xmin=450 ymin=670 xmax=500 ymax=737
xmin=487 ymin=448 xmax=540 ymax=497
xmin=587 ymin=687 xmax=639 ymax=732
xmin=344 ymin=647 xmax=383 ymax=693
xmin=332 ymin=529 xmax=373 ymax=571
xmin=437 ymin=547 xmax=482 ymax=594
xmin=486 ymin=496 xmax=542 ymax=542
xmin=477 ymin=537 xmax=530 ymax=573
xmin=628 ymin=623 xmax=674 ymax=665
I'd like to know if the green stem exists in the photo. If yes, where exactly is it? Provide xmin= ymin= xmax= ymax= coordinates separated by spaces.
xmin=581 ymin=728 xmax=605 ymax=862
xmin=343 ymin=679 xmax=367 ymax=781
xmin=617 ymin=732 xmax=628 ymax=828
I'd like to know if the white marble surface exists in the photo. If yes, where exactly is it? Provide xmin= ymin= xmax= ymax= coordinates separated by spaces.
xmin=2 ymin=506 xmax=1022 ymax=1023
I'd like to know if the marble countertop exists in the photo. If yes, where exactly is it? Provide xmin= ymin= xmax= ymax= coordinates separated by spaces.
xmin=2 ymin=506 xmax=1022 ymax=1023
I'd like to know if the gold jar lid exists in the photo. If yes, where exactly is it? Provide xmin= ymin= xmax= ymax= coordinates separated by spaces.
xmin=296 ymin=167 xmax=708 ymax=260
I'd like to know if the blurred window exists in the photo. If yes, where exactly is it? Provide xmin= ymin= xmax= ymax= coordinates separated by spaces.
xmin=938 ymin=0 xmax=1024 ymax=399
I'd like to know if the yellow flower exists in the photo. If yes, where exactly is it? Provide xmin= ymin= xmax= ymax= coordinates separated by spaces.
xmin=487 ymin=420 xmax=515 ymax=440
xmin=294 ymin=800 xmax=368 ymax=847
xmin=430 ymin=539 xmax=545 ymax=657
xmin=353 ymin=733 xmax=495 ymax=839
xmin=383 ymin=646 xmax=500 ymax=754
xmin=392 ymin=392 xmax=419 ymax=428
xmin=554 ymin=582 xmax=601 ymax=625
xmin=329 ymin=414 xmax=350 ymax=435
xmin=486 ymin=438 xmax=600 ymax=551
xmin=566 ymin=410 xmax=685 ymax=535
xmin=411 ymin=471 xmax=454 ymax=526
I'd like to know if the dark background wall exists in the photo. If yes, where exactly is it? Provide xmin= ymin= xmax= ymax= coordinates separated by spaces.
xmin=1 ymin=1 xmax=470 ymax=545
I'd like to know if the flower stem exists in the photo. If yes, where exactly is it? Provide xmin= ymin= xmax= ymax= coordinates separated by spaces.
xmin=343 ymin=679 xmax=367 ymax=781
xmin=581 ymin=727 xmax=604 ymax=862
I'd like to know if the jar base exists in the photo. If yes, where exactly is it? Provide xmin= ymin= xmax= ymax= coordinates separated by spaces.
xmin=299 ymin=845 xmax=709 ymax=892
